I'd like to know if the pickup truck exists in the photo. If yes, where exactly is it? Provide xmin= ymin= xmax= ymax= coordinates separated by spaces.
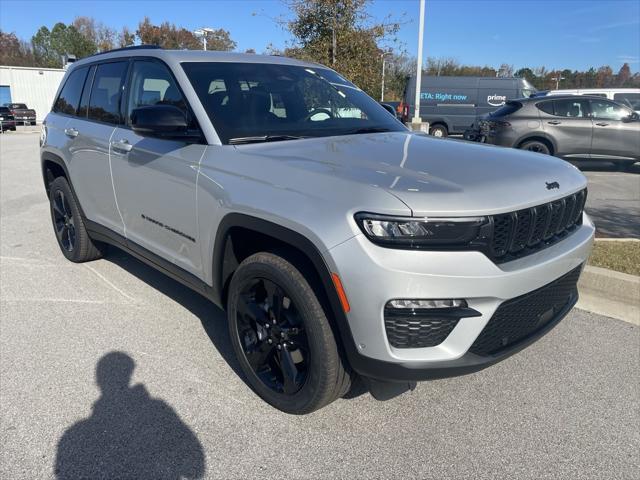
xmin=0 ymin=106 xmax=17 ymax=132
xmin=4 ymin=103 xmax=36 ymax=125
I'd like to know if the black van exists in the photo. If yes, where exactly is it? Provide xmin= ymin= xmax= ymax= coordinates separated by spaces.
xmin=401 ymin=76 xmax=536 ymax=136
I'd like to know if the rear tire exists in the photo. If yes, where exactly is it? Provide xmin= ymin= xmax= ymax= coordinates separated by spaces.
xmin=429 ymin=124 xmax=448 ymax=138
xmin=519 ymin=140 xmax=551 ymax=155
xmin=49 ymin=176 xmax=104 ymax=263
xmin=227 ymin=252 xmax=351 ymax=414
xmin=617 ymin=160 xmax=636 ymax=171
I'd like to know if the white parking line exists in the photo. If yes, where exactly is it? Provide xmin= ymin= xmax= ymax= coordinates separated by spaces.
xmin=84 ymin=264 xmax=138 ymax=304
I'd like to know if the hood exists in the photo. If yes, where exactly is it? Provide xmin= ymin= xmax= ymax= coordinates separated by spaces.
xmin=240 ymin=132 xmax=587 ymax=216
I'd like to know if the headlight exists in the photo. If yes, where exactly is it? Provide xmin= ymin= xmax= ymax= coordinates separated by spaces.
xmin=354 ymin=213 xmax=490 ymax=249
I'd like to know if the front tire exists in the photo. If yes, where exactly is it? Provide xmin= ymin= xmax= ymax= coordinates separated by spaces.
xmin=227 ymin=252 xmax=351 ymax=414
xmin=519 ymin=140 xmax=551 ymax=155
xmin=49 ymin=176 xmax=104 ymax=262
xmin=429 ymin=124 xmax=448 ymax=138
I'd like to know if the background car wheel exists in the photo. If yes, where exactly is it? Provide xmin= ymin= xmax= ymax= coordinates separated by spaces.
xmin=49 ymin=176 xmax=104 ymax=263
xmin=617 ymin=160 xmax=636 ymax=171
xmin=519 ymin=140 xmax=551 ymax=155
xmin=227 ymin=252 xmax=352 ymax=414
xmin=429 ymin=124 xmax=448 ymax=138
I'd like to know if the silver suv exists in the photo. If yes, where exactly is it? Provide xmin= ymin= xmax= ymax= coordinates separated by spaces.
xmin=41 ymin=47 xmax=594 ymax=414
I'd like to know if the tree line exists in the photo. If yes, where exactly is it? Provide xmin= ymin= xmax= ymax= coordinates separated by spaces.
xmin=0 ymin=16 xmax=236 ymax=68
xmin=0 ymin=0 xmax=637 ymax=101
xmin=422 ymin=57 xmax=638 ymax=90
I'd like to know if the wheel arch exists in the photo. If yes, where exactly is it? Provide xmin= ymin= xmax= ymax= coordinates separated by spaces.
xmin=41 ymin=152 xmax=69 ymax=197
xmin=516 ymin=135 xmax=556 ymax=155
xmin=211 ymin=213 xmax=360 ymax=366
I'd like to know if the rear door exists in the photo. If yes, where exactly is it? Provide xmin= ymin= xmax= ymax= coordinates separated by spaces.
xmin=110 ymin=58 xmax=205 ymax=276
xmin=65 ymin=61 xmax=129 ymax=236
xmin=588 ymin=99 xmax=640 ymax=160
xmin=537 ymin=98 xmax=592 ymax=158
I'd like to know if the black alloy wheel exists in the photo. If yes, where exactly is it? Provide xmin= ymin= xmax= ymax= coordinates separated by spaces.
xmin=227 ymin=252 xmax=352 ymax=414
xmin=48 ymin=176 xmax=104 ymax=263
xmin=52 ymin=189 xmax=76 ymax=252
xmin=235 ymin=277 xmax=309 ymax=395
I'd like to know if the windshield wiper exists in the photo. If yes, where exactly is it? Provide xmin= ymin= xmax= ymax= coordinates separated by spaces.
xmin=345 ymin=127 xmax=394 ymax=135
xmin=228 ymin=135 xmax=305 ymax=145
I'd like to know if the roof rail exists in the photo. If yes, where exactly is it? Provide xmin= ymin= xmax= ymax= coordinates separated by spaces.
xmin=89 ymin=45 xmax=162 ymax=57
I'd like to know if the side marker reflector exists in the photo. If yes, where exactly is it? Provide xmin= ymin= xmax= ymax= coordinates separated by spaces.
xmin=331 ymin=273 xmax=350 ymax=313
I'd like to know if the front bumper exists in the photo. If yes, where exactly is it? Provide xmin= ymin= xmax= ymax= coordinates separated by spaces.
xmin=327 ymin=214 xmax=594 ymax=381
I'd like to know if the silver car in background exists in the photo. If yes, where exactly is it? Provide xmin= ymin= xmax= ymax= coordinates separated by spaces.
xmin=41 ymin=47 xmax=594 ymax=413
xmin=478 ymin=95 xmax=640 ymax=170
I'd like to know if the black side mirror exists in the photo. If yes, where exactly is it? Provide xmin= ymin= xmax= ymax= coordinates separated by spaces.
xmin=379 ymin=103 xmax=397 ymax=117
xmin=131 ymin=105 xmax=188 ymax=136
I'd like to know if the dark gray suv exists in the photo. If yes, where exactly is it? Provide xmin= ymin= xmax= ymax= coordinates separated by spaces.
xmin=478 ymin=95 xmax=640 ymax=169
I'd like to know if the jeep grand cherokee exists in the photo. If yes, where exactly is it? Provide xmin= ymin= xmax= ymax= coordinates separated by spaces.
xmin=41 ymin=46 xmax=594 ymax=414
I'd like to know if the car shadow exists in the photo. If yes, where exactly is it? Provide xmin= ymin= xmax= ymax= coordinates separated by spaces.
xmin=569 ymin=159 xmax=640 ymax=174
xmin=104 ymin=249 xmax=244 ymax=379
xmin=55 ymin=352 xmax=206 ymax=480
xmin=102 ymin=249 xmax=369 ymax=400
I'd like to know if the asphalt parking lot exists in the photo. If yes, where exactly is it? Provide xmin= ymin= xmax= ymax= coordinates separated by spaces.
xmin=577 ymin=161 xmax=640 ymax=238
xmin=1 ymin=131 xmax=639 ymax=479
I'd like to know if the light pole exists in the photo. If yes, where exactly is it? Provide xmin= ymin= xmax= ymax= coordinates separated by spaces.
xmin=412 ymin=0 xmax=426 ymax=125
xmin=194 ymin=27 xmax=215 ymax=51
xmin=551 ymin=72 xmax=566 ymax=90
xmin=380 ymin=52 xmax=391 ymax=102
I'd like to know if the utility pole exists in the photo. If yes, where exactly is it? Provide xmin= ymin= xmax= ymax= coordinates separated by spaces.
xmin=332 ymin=4 xmax=337 ymax=65
xmin=551 ymin=71 xmax=565 ymax=90
xmin=412 ymin=0 xmax=426 ymax=125
xmin=381 ymin=52 xmax=390 ymax=102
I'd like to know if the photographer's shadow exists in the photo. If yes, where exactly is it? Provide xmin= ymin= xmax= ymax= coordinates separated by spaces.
xmin=55 ymin=352 xmax=205 ymax=480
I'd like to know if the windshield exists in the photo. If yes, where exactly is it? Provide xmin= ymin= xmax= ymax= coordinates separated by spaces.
xmin=182 ymin=62 xmax=405 ymax=144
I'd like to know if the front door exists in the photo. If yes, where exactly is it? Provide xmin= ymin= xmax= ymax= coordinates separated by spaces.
xmin=588 ymin=99 xmax=640 ymax=160
xmin=539 ymin=98 xmax=592 ymax=158
xmin=110 ymin=59 xmax=206 ymax=277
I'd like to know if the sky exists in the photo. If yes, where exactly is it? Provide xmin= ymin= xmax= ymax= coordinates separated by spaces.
xmin=0 ymin=0 xmax=639 ymax=72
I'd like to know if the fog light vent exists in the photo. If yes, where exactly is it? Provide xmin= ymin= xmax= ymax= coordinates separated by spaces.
xmin=384 ymin=299 xmax=480 ymax=349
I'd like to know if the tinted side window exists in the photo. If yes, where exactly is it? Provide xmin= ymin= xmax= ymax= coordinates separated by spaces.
xmin=589 ymin=100 xmax=632 ymax=120
xmin=53 ymin=67 xmax=89 ymax=116
xmin=126 ymin=60 xmax=187 ymax=124
xmin=536 ymin=101 xmax=554 ymax=115
xmin=552 ymin=99 xmax=587 ymax=118
xmin=88 ymin=62 xmax=128 ymax=124
xmin=78 ymin=65 xmax=96 ymax=118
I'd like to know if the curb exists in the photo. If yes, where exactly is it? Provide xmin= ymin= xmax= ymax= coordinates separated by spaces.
xmin=577 ymin=265 xmax=639 ymax=325
xmin=594 ymin=238 xmax=640 ymax=243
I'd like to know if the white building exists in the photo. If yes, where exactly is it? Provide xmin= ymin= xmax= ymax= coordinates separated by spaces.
xmin=0 ymin=66 xmax=66 ymax=123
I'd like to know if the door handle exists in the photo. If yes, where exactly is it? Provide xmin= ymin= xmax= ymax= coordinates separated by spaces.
xmin=64 ymin=127 xmax=79 ymax=138
xmin=547 ymin=120 xmax=562 ymax=125
xmin=595 ymin=122 xmax=609 ymax=127
xmin=110 ymin=139 xmax=132 ymax=153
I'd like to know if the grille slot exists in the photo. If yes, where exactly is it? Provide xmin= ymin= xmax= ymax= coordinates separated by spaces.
xmin=469 ymin=266 xmax=582 ymax=356
xmin=489 ymin=190 xmax=586 ymax=263
xmin=384 ymin=313 xmax=461 ymax=349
